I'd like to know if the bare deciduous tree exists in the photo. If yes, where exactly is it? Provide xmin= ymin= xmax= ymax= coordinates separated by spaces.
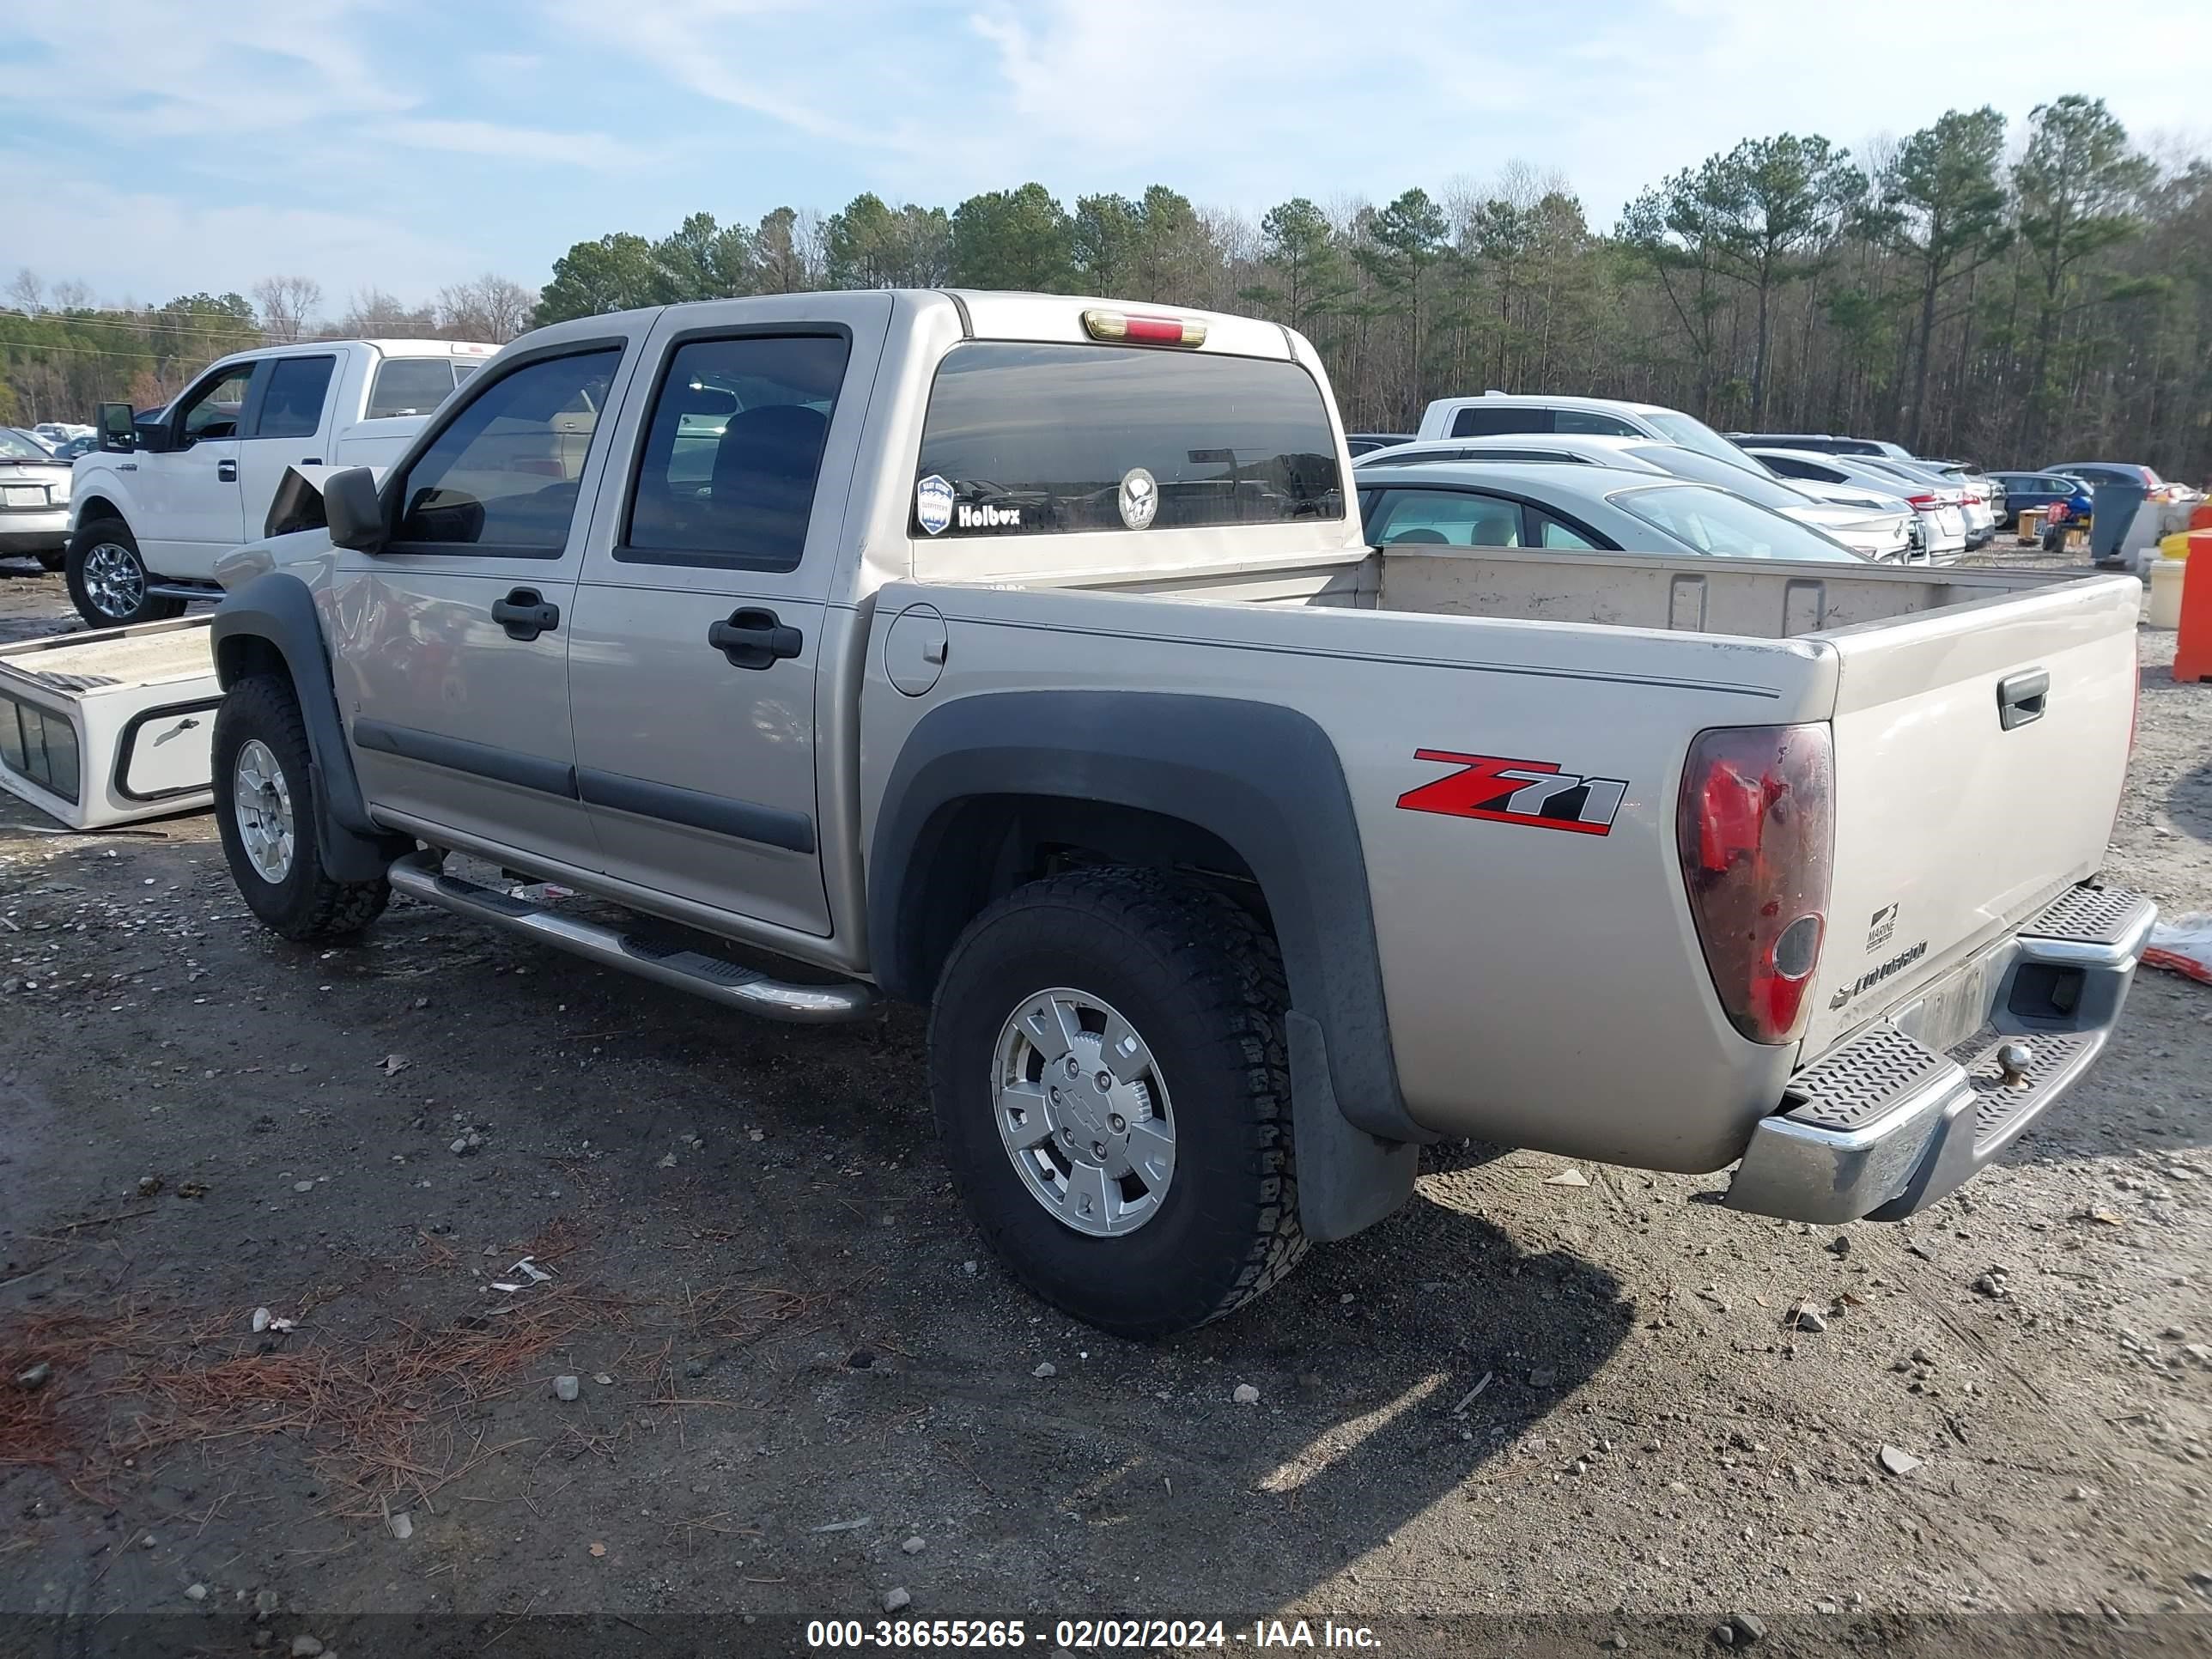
xmin=8 ymin=269 xmax=43 ymax=314
xmin=338 ymin=287 xmax=438 ymax=338
xmin=434 ymin=274 xmax=538 ymax=343
xmin=252 ymin=275 xmax=324 ymax=343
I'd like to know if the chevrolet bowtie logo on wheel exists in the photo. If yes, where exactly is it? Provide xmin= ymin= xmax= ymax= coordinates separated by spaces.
xmin=1395 ymin=749 xmax=1628 ymax=836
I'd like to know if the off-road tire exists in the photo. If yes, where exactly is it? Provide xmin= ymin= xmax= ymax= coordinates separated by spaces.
xmin=214 ymin=674 xmax=390 ymax=940
xmin=928 ymin=868 xmax=1307 ymax=1338
xmin=64 ymin=519 xmax=183 ymax=628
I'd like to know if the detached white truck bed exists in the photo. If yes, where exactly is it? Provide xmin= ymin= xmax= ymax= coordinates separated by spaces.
xmin=0 ymin=618 xmax=220 ymax=828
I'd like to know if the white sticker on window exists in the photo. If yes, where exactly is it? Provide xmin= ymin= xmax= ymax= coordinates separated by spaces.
xmin=1119 ymin=467 xmax=1158 ymax=531
xmin=916 ymin=474 xmax=955 ymax=536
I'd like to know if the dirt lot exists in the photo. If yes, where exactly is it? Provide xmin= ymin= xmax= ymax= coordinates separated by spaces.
xmin=1 ymin=555 xmax=2208 ymax=1657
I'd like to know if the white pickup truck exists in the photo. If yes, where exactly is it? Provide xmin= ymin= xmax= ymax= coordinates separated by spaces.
xmin=68 ymin=337 xmax=494 ymax=629
xmin=203 ymin=291 xmax=2152 ymax=1337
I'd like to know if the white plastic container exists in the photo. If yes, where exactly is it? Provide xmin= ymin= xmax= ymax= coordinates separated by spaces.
xmin=2148 ymin=556 xmax=2188 ymax=629
xmin=0 ymin=617 xmax=220 ymax=829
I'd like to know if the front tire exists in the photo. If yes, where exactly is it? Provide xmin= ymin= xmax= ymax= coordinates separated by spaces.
xmin=214 ymin=675 xmax=390 ymax=940
xmin=928 ymin=869 xmax=1306 ymax=1338
xmin=64 ymin=520 xmax=184 ymax=628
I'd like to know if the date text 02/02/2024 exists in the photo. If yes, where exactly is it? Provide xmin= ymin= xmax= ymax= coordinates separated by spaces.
xmin=803 ymin=1617 xmax=1382 ymax=1648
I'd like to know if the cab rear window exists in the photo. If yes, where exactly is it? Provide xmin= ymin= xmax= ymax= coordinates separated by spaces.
xmin=912 ymin=342 xmax=1343 ymax=537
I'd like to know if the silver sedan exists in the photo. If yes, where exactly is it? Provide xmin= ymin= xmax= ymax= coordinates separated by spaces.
xmin=1359 ymin=432 xmax=1914 ymax=561
xmin=1355 ymin=459 xmax=1868 ymax=563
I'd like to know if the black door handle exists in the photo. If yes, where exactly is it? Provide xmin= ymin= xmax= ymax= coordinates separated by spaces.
xmin=708 ymin=607 xmax=802 ymax=670
xmin=490 ymin=587 xmax=561 ymax=642
xmin=217 ymin=459 xmax=238 ymax=483
xmin=1996 ymin=668 xmax=2049 ymax=730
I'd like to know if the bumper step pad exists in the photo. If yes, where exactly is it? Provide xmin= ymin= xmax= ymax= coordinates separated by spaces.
xmin=1728 ymin=881 xmax=2154 ymax=1223
xmin=1959 ymin=1029 xmax=2096 ymax=1151
xmin=2020 ymin=884 xmax=2155 ymax=949
xmin=1780 ymin=1024 xmax=1954 ymax=1135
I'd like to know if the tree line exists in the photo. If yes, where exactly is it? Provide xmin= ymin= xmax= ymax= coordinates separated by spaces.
xmin=528 ymin=94 xmax=2210 ymax=476
xmin=0 ymin=272 xmax=536 ymax=427
xmin=8 ymin=94 xmax=2205 ymax=477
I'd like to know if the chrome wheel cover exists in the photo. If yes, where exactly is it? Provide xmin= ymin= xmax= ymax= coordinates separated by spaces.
xmin=992 ymin=988 xmax=1176 ymax=1237
xmin=82 ymin=541 xmax=146 ymax=618
xmin=232 ymin=738 xmax=295 ymax=884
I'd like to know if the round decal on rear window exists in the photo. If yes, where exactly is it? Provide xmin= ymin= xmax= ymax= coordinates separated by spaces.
xmin=1118 ymin=467 xmax=1158 ymax=531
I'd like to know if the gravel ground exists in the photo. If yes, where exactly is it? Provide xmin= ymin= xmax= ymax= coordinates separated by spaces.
xmin=0 ymin=554 xmax=2207 ymax=1657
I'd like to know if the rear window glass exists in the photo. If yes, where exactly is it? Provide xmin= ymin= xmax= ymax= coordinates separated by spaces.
xmin=913 ymin=343 xmax=1342 ymax=537
xmin=1621 ymin=442 xmax=1807 ymax=508
xmin=1449 ymin=406 xmax=1551 ymax=438
xmin=368 ymin=358 xmax=461 ymax=420
xmin=0 ymin=693 xmax=80 ymax=803
xmin=1608 ymin=485 xmax=1860 ymax=562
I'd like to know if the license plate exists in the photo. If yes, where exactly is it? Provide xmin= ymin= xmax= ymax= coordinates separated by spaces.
xmin=2 ymin=485 xmax=46 ymax=507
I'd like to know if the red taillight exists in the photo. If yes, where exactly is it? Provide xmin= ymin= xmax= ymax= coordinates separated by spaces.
xmin=1678 ymin=723 xmax=1835 ymax=1045
xmin=1907 ymin=493 xmax=1939 ymax=509
xmin=1081 ymin=307 xmax=1207 ymax=348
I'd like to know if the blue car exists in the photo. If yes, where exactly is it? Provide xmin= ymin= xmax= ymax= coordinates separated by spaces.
xmin=1989 ymin=471 xmax=2093 ymax=531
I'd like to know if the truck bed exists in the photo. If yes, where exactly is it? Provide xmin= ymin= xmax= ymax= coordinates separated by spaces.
xmin=872 ymin=543 xmax=2140 ymax=1172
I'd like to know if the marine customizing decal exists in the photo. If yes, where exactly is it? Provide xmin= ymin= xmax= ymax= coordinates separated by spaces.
xmin=1866 ymin=902 xmax=1899 ymax=952
xmin=1118 ymin=466 xmax=1158 ymax=530
xmin=915 ymin=474 xmax=954 ymax=537
xmin=1395 ymin=750 xmax=1627 ymax=836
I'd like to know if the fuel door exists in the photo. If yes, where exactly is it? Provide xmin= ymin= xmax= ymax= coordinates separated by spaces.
xmin=884 ymin=602 xmax=948 ymax=697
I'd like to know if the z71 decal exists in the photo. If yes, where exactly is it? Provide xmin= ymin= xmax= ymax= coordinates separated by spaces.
xmin=1395 ymin=750 xmax=1627 ymax=836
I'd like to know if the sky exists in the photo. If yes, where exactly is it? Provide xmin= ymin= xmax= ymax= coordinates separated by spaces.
xmin=4 ymin=0 xmax=2209 ymax=313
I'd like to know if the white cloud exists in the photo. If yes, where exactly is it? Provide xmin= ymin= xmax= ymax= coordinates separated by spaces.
xmin=542 ymin=0 xmax=2212 ymax=222
xmin=374 ymin=118 xmax=647 ymax=171
xmin=0 ymin=149 xmax=478 ymax=305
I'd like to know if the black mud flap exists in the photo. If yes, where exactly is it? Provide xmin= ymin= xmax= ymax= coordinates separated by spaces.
xmin=1287 ymin=1009 xmax=1418 ymax=1242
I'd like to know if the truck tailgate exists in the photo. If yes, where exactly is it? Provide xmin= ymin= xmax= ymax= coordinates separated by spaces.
xmin=1802 ymin=574 xmax=2141 ymax=1054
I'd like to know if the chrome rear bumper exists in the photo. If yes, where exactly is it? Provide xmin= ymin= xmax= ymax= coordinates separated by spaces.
xmin=1726 ymin=884 xmax=2155 ymax=1224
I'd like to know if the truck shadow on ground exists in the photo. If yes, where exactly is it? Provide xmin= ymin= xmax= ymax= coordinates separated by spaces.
xmin=2165 ymin=753 xmax=2212 ymax=843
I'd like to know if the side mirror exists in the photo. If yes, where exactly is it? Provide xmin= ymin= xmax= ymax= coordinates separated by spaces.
xmin=97 ymin=403 xmax=137 ymax=454
xmin=323 ymin=467 xmax=388 ymax=553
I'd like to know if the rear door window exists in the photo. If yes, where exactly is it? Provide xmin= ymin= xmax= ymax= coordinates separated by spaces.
xmin=255 ymin=355 xmax=336 ymax=439
xmin=1367 ymin=488 xmax=1522 ymax=548
xmin=392 ymin=349 xmax=621 ymax=556
xmin=914 ymin=343 xmax=1342 ymax=536
xmin=1449 ymin=405 xmax=1553 ymax=438
xmin=1533 ymin=510 xmax=1607 ymax=550
xmin=623 ymin=332 xmax=850 ymax=571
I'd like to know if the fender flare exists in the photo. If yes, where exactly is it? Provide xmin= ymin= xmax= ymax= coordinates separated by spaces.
xmin=210 ymin=571 xmax=407 ymax=882
xmin=870 ymin=691 xmax=1431 ymax=1237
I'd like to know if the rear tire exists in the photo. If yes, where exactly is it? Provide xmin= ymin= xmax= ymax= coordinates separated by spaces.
xmin=64 ymin=520 xmax=183 ymax=628
xmin=928 ymin=868 xmax=1306 ymax=1338
xmin=214 ymin=675 xmax=390 ymax=940
xmin=35 ymin=550 xmax=64 ymax=573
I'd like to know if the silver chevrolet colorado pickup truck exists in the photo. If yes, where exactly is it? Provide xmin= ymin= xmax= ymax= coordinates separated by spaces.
xmin=205 ymin=290 xmax=2154 ymax=1337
